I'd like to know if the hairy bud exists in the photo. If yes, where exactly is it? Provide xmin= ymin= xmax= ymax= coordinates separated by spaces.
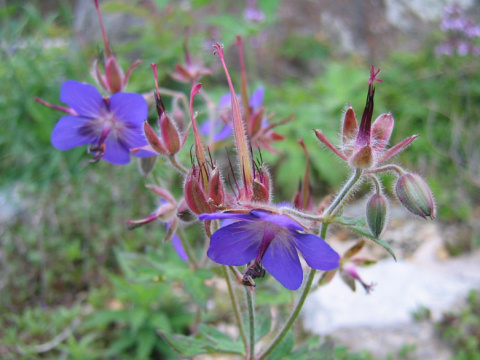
xmin=366 ymin=193 xmax=388 ymax=237
xmin=395 ymin=173 xmax=435 ymax=219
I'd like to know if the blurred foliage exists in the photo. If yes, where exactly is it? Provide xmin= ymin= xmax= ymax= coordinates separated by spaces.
xmin=1 ymin=0 xmax=479 ymax=359
xmin=438 ymin=290 xmax=480 ymax=360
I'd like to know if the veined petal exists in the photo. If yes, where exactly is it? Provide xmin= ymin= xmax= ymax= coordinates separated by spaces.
xmin=102 ymin=135 xmax=130 ymax=165
xmin=262 ymin=236 xmax=303 ymax=290
xmin=51 ymin=115 xmax=97 ymax=150
xmin=109 ymin=92 xmax=148 ymax=126
xmin=60 ymin=80 xmax=106 ymax=118
xmin=207 ymin=221 xmax=261 ymax=266
xmin=118 ymin=123 xmax=153 ymax=158
xmin=292 ymin=232 xmax=340 ymax=271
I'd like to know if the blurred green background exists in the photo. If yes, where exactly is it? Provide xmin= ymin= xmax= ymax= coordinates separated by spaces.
xmin=1 ymin=0 xmax=479 ymax=359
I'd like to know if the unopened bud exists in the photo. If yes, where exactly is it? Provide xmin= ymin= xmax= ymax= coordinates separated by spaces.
xmin=184 ymin=168 xmax=213 ymax=215
xmin=159 ymin=113 xmax=181 ymax=155
xmin=138 ymin=156 xmax=157 ymax=177
xmin=177 ymin=199 xmax=197 ymax=222
xmin=208 ymin=168 xmax=225 ymax=206
xmin=143 ymin=121 xmax=167 ymax=155
xmin=366 ymin=193 xmax=388 ymax=237
xmin=105 ymin=56 xmax=124 ymax=93
xmin=252 ymin=164 xmax=271 ymax=203
xmin=395 ymin=173 xmax=435 ymax=219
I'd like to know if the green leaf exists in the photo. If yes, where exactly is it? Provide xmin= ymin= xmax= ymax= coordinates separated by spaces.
xmin=197 ymin=324 xmax=245 ymax=354
xmin=184 ymin=269 xmax=213 ymax=306
xmin=269 ymin=329 xmax=295 ymax=360
xmin=157 ymin=330 xmax=244 ymax=357
xmin=157 ymin=332 xmax=210 ymax=357
xmin=334 ymin=216 xmax=397 ymax=261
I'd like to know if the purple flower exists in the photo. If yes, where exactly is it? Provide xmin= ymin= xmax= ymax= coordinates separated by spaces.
xmin=50 ymin=80 xmax=152 ymax=165
xmin=200 ymin=87 xmax=264 ymax=142
xmin=199 ymin=210 xmax=339 ymax=290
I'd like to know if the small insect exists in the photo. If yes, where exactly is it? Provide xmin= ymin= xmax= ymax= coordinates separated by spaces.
xmin=241 ymin=261 xmax=266 ymax=287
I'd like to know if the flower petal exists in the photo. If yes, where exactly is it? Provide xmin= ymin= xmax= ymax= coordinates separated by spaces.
xmin=292 ymin=232 xmax=340 ymax=271
xmin=102 ymin=135 xmax=130 ymax=165
xmin=207 ymin=221 xmax=261 ymax=266
xmin=250 ymin=210 xmax=303 ymax=232
xmin=249 ymin=86 xmax=264 ymax=109
xmin=199 ymin=212 xmax=258 ymax=222
xmin=172 ymin=233 xmax=188 ymax=261
xmin=262 ymin=236 xmax=303 ymax=290
xmin=109 ymin=92 xmax=148 ymax=126
xmin=51 ymin=115 xmax=97 ymax=150
xmin=60 ymin=80 xmax=106 ymax=118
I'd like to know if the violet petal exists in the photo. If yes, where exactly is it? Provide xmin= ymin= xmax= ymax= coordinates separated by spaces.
xmin=199 ymin=212 xmax=258 ymax=222
xmin=110 ymin=92 xmax=148 ymax=126
xmin=250 ymin=210 xmax=303 ymax=231
xmin=102 ymin=135 xmax=131 ymax=165
xmin=293 ymin=232 xmax=340 ymax=271
xmin=249 ymin=86 xmax=264 ymax=109
xmin=207 ymin=222 xmax=261 ymax=266
xmin=51 ymin=115 xmax=97 ymax=150
xmin=60 ymin=80 xmax=106 ymax=118
xmin=262 ymin=236 xmax=303 ymax=290
xmin=172 ymin=233 xmax=188 ymax=261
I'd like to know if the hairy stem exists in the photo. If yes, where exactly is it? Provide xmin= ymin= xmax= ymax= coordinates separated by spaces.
xmin=326 ymin=168 xmax=363 ymax=219
xmin=245 ymin=287 xmax=255 ymax=360
xmin=223 ymin=266 xmax=249 ymax=357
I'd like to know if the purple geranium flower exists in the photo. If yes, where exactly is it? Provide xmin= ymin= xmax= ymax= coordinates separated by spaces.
xmin=50 ymin=80 xmax=152 ymax=165
xmin=200 ymin=87 xmax=264 ymax=142
xmin=199 ymin=209 xmax=339 ymax=290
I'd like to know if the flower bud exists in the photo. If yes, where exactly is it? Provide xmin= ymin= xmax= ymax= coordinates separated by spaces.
xmin=105 ymin=56 xmax=124 ymax=94
xmin=184 ymin=169 xmax=214 ymax=215
xmin=177 ymin=199 xmax=197 ymax=223
xmin=143 ymin=121 xmax=167 ymax=155
xmin=208 ymin=167 xmax=225 ymax=207
xmin=395 ymin=173 xmax=435 ymax=219
xmin=252 ymin=164 xmax=271 ymax=203
xmin=366 ymin=193 xmax=388 ymax=237
xmin=138 ymin=156 xmax=157 ymax=177
xmin=159 ymin=113 xmax=181 ymax=155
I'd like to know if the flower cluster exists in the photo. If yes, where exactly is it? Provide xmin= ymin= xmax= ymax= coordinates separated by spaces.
xmin=36 ymin=1 xmax=435 ymax=294
xmin=314 ymin=66 xmax=435 ymax=236
xmin=436 ymin=4 xmax=480 ymax=57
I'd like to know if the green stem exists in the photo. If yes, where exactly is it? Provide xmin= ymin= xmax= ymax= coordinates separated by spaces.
xmin=257 ymin=267 xmax=316 ymax=360
xmin=245 ymin=287 xmax=255 ymax=360
xmin=258 ymin=169 xmax=363 ymax=359
xmin=223 ymin=265 xmax=249 ymax=357
xmin=326 ymin=168 xmax=363 ymax=219
xmin=281 ymin=207 xmax=325 ymax=223
xmin=364 ymin=164 xmax=405 ymax=176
